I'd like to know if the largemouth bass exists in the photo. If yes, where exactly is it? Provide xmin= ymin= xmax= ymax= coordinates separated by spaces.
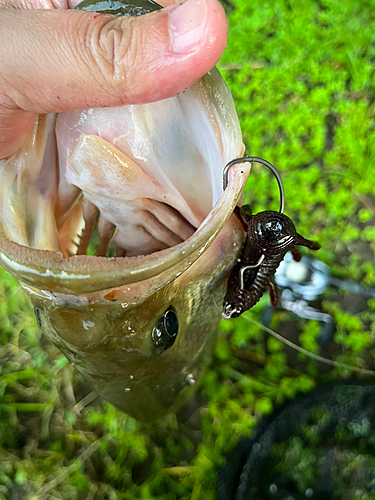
xmin=0 ymin=0 xmax=250 ymax=421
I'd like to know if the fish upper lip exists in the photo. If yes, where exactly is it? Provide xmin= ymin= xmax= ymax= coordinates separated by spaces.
xmin=0 ymin=161 xmax=250 ymax=294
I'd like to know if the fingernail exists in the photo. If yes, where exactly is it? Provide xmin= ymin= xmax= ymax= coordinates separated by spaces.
xmin=168 ymin=0 xmax=208 ymax=55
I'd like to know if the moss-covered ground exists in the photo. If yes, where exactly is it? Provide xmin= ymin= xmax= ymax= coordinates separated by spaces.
xmin=1 ymin=0 xmax=375 ymax=498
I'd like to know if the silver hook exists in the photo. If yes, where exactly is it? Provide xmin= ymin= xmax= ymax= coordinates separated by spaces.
xmin=239 ymin=254 xmax=265 ymax=289
xmin=222 ymin=157 xmax=285 ymax=214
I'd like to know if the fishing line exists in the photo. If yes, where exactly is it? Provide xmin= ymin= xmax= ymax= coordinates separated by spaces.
xmin=212 ymin=292 xmax=375 ymax=376
xmin=223 ymin=157 xmax=285 ymax=213
xmin=242 ymin=314 xmax=375 ymax=377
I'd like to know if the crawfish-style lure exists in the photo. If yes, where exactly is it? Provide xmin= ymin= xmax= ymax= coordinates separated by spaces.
xmin=222 ymin=158 xmax=320 ymax=319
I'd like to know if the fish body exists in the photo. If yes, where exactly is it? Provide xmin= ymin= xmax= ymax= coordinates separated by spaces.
xmin=0 ymin=0 xmax=250 ymax=420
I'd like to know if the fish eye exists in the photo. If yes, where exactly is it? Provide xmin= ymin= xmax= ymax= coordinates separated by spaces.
xmin=152 ymin=306 xmax=179 ymax=353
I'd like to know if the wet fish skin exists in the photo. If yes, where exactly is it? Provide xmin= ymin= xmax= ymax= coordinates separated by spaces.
xmin=30 ymin=215 xmax=244 ymax=421
xmin=0 ymin=0 xmax=250 ymax=421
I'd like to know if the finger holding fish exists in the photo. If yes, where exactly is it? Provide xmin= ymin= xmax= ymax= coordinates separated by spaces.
xmin=0 ymin=0 xmax=227 ymax=157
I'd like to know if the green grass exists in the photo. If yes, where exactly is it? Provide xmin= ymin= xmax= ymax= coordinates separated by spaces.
xmin=1 ymin=0 xmax=375 ymax=497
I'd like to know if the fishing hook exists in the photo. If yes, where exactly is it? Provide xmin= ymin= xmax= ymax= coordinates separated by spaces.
xmin=223 ymin=157 xmax=285 ymax=214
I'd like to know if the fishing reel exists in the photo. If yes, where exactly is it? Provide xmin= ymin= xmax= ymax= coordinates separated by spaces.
xmin=262 ymin=251 xmax=375 ymax=344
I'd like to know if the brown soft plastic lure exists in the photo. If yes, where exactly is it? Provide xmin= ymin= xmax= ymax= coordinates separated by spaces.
xmin=222 ymin=158 xmax=320 ymax=319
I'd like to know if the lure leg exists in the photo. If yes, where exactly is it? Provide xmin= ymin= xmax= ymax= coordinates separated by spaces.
xmin=291 ymin=246 xmax=302 ymax=262
xmin=269 ymin=279 xmax=279 ymax=307
xmin=295 ymin=233 xmax=321 ymax=250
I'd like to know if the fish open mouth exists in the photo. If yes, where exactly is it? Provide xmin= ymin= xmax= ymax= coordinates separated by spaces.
xmin=0 ymin=69 xmax=249 ymax=294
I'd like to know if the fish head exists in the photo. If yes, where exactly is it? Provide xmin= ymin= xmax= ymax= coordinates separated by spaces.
xmin=0 ymin=68 xmax=250 ymax=421
xmin=31 ymin=213 xmax=245 ymax=421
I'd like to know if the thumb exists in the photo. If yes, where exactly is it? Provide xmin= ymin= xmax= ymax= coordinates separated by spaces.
xmin=0 ymin=0 xmax=227 ymax=157
xmin=0 ymin=0 xmax=227 ymax=109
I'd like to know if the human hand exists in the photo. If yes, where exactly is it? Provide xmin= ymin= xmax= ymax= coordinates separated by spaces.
xmin=0 ymin=0 xmax=227 ymax=159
